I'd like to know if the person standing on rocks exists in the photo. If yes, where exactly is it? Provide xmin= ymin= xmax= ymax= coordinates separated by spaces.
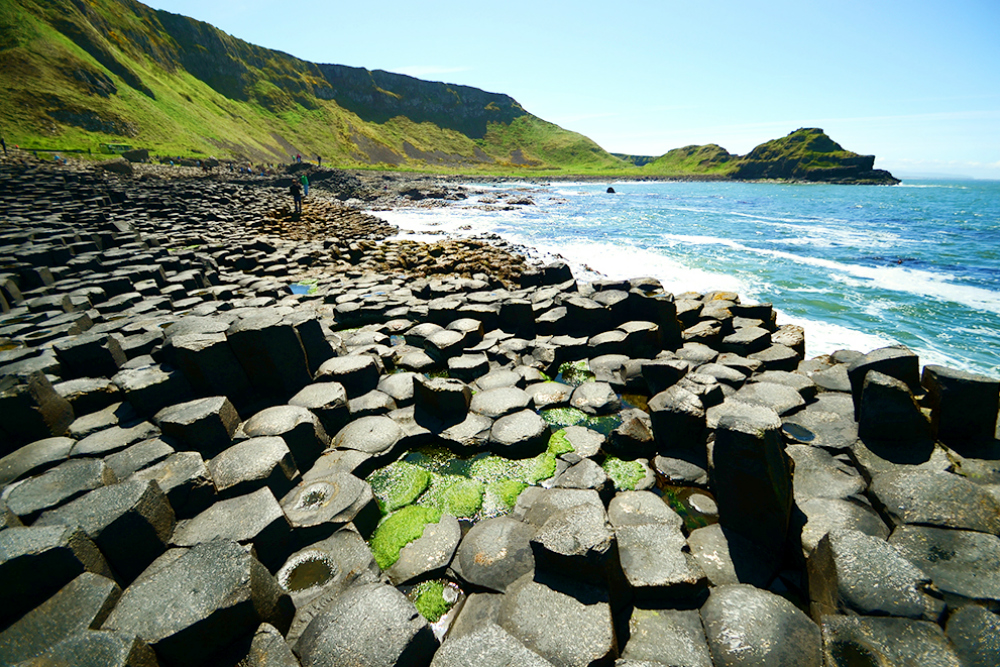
xmin=317 ymin=155 xmax=322 ymax=166
xmin=300 ymin=173 xmax=309 ymax=198
xmin=1 ymin=136 xmax=6 ymax=155
xmin=290 ymin=179 xmax=303 ymax=215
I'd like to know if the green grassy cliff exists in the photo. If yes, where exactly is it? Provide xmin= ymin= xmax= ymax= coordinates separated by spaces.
xmin=0 ymin=0 xmax=625 ymax=172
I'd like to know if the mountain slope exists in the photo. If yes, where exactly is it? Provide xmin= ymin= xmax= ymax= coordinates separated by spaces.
xmin=0 ymin=0 xmax=625 ymax=171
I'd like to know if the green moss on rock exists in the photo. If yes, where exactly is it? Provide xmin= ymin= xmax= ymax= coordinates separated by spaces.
xmin=367 ymin=461 xmax=431 ymax=514
xmin=547 ymin=428 xmax=575 ymax=456
xmin=411 ymin=580 xmax=450 ymax=622
xmin=557 ymin=360 xmax=595 ymax=386
xmin=417 ymin=474 xmax=484 ymax=518
xmin=370 ymin=505 xmax=443 ymax=570
xmin=484 ymin=478 xmax=528 ymax=516
xmin=602 ymin=456 xmax=646 ymax=491
xmin=523 ymin=452 xmax=558 ymax=484
xmin=541 ymin=407 xmax=588 ymax=428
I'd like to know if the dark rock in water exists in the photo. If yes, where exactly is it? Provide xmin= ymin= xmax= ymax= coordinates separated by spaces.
xmin=243 ymin=405 xmax=330 ymax=470
xmin=868 ymin=469 xmax=1000 ymax=534
xmin=0 ymin=525 xmax=112 ymax=630
xmin=620 ymin=607 xmax=712 ymax=667
xmin=0 ymin=572 xmax=120 ymax=664
xmin=431 ymin=621 xmax=555 ymax=667
xmin=172 ymin=487 xmax=293 ymax=572
xmin=607 ymin=187 xmax=616 ymax=194
xmin=820 ymin=615 xmax=962 ymax=667
xmin=945 ymin=604 xmax=1000 ymax=667
xmin=386 ymin=513 xmax=460 ymax=585
xmin=807 ymin=528 xmax=943 ymax=622
xmin=922 ymin=364 xmax=1000 ymax=448
xmin=847 ymin=345 xmax=921 ymax=417
xmin=294 ymin=582 xmax=438 ymax=667
xmin=155 ymin=395 xmax=240 ymax=458
xmin=701 ymin=584 xmax=822 ymax=667
xmin=497 ymin=571 xmax=616 ymax=667
xmin=35 ymin=479 xmax=175 ymax=585
xmin=101 ymin=539 xmax=294 ymax=667
xmin=709 ymin=403 xmax=793 ymax=562
xmin=6 ymin=458 xmax=117 ymax=524
xmin=857 ymin=370 xmax=930 ymax=443
xmin=889 ymin=524 xmax=1000 ymax=607
xmin=452 ymin=516 xmax=536 ymax=593
xmin=490 ymin=409 xmax=550 ymax=459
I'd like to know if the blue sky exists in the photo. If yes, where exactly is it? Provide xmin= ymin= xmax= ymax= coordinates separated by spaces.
xmin=146 ymin=0 xmax=1000 ymax=178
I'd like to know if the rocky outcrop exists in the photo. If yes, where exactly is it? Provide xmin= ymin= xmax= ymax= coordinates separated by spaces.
xmin=0 ymin=161 xmax=993 ymax=665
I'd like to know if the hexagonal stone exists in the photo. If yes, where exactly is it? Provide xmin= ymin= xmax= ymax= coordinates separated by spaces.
xmin=686 ymin=523 xmax=773 ymax=589
xmin=847 ymin=345 xmax=921 ymax=416
xmin=170 ymin=332 xmax=254 ymax=410
xmin=227 ymin=310 xmax=312 ymax=401
xmin=530 ymin=502 xmax=616 ymax=581
xmin=807 ymin=528 xmax=943 ymax=622
xmin=733 ymin=382 xmax=805 ymax=416
xmin=945 ymin=604 xmax=1000 ymax=667
xmin=112 ymin=365 xmax=192 ymax=419
xmin=128 ymin=451 xmax=215 ymax=519
xmin=155 ymin=396 xmax=240 ymax=458
xmin=35 ymin=479 xmax=175 ymax=585
xmin=474 ymin=369 xmax=525 ymax=392
xmin=0 ymin=371 xmax=74 ymax=450
xmin=70 ymin=420 xmax=159 ymax=458
xmin=452 ymin=516 xmax=536 ymax=593
xmin=280 ymin=472 xmax=380 ymax=540
xmin=922 ymin=364 xmax=1000 ymax=448
xmin=10 ymin=629 xmax=159 ymax=666
xmin=413 ymin=376 xmax=471 ymax=429
xmin=0 ymin=436 xmax=74 ymax=486
xmin=648 ymin=385 xmax=705 ymax=453
xmin=0 ymin=525 xmax=112 ymax=630
xmin=172 ymin=488 xmax=293 ymax=571
xmin=431 ymin=622 xmax=554 ymax=667
xmin=570 ymin=382 xmax=621 ymax=415
xmin=559 ymin=425 xmax=605 ymax=458
xmin=208 ymin=436 xmax=300 ymax=499
xmin=0 ymin=572 xmax=121 ymax=664
xmin=54 ymin=377 xmax=123 ymax=416
xmin=53 ymin=332 xmax=127 ymax=380
xmin=377 ymin=372 xmax=419 ymax=405
xmin=315 ymin=354 xmax=381 ymax=397
xmin=490 ymin=410 xmax=550 ymax=459
xmin=386 ymin=513 xmax=461 ymax=585
xmin=103 ymin=437 xmax=175 ymax=479
xmin=869 ymin=469 xmax=1000 ymax=534
xmin=276 ymin=528 xmax=380 ymax=611
xmin=702 ymin=584 xmax=822 ymax=667
xmin=332 ymin=414 xmax=404 ymax=460
xmin=890 ymin=524 xmax=1000 ymax=606
xmin=6 ymin=458 xmax=117 ymax=523
xmin=524 ymin=381 xmax=573 ymax=409
xmin=294 ymin=582 xmax=437 ymax=667
xmin=243 ymin=405 xmax=330 ymax=470
xmin=786 ymin=445 xmax=865 ymax=503
xmin=720 ymin=326 xmax=771 ymax=356
xmin=796 ymin=497 xmax=889 ymax=556
xmin=101 ymin=539 xmax=294 ymax=667
xmin=820 ymin=615 xmax=961 ymax=667
xmin=621 ymin=608 xmax=712 ymax=667
xmin=439 ymin=413 xmax=494 ymax=453
xmin=498 ymin=571 xmax=615 ymax=667
xmin=858 ymin=370 xmax=931 ymax=443
xmin=471 ymin=387 xmax=532 ymax=419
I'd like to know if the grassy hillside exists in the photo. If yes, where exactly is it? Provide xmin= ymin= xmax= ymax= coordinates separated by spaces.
xmin=0 ymin=0 xmax=627 ymax=173
xmin=643 ymin=144 xmax=738 ymax=177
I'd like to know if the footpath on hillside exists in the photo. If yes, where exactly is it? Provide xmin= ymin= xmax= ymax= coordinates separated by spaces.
xmin=0 ymin=153 xmax=998 ymax=667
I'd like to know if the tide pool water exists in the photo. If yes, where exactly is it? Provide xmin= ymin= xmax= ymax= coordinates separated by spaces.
xmin=376 ymin=179 xmax=1000 ymax=377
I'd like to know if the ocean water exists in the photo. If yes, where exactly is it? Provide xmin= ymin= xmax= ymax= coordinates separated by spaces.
xmin=375 ymin=179 xmax=1000 ymax=377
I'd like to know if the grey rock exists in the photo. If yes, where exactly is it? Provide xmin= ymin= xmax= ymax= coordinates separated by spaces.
xmin=67 ymin=401 xmax=138 ymax=440
xmin=348 ymin=389 xmax=397 ymax=417
xmin=71 ymin=420 xmax=158 ymax=458
xmin=288 ymin=382 xmax=349 ymax=440
xmin=648 ymin=385 xmax=705 ymax=453
xmin=686 ymin=524 xmax=773 ymax=588
xmin=820 ymin=615 xmax=961 ymax=667
xmin=858 ymin=370 xmax=931 ymax=443
xmin=104 ymin=437 xmax=175 ymax=479
xmin=431 ymin=622 xmax=554 ymax=667
xmin=847 ymin=345 xmax=921 ymax=416
xmin=922 ymin=364 xmax=1000 ymax=448
xmin=474 ymin=369 xmax=525 ymax=392
xmin=653 ymin=455 xmax=709 ymax=487
xmin=553 ymin=459 xmax=613 ymax=497
xmin=0 ymin=436 xmax=74 ymax=486
xmin=701 ymin=584 xmax=822 ymax=667
xmin=471 ymin=386 xmax=532 ymax=419
xmin=35 ymin=479 xmax=175 ymax=585
xmin=6 ymin=458 xmax=116 ymax=523
xmin=748 ymin=344 xmax=801 ymax=372
xmin=280 ymin=472 xmax=379 ymax=540
xmin=129 ymin=451 xmax=215 ymax=519
xmin=640 ymin=359 xmax=689 ymax=396
xmin=439 ymin=413 xmax=494 ymax=452
xmin=945 ymin=604 xmax=1000 ymax=667
xmin=276 ymin=528 xmax=380 ymax=610
xmin=294 ymin=582 xmax=437 ymax=667
xmin=559 ymin=425 xmax=605 ymax=458
xmin=413 ymin=376 xmax=471 ymax=429
xmin=809 ymin=363 xmax=852 ymax=392
xmin=490 ymin=409 xmax=551 ymax=459
xmin=807 ymin=528 xmax=944 ymax=621
xmin=621 ymin=608 xmax=712 ymax=667
xmin=15 ymin=629 xmax=160 ymax=666
xmin=377 ymin=372 xmax=419 ymax=405
xmin=796 ymin=497 xmax=889 ymax=556
xmin=890 ymin=524 xmax=1000 ymax=607
xmin=0 ymin=572 xmax=120 ymax=664
xmin=452 ymin=516 xmax=536 ymax=593
xmin=54 ymin=377 xmax=123 ymax=416
xmin=570 ymin=382 xmax=621 ymax=415
xmin=733 ymin=382 xmax=805 ymax=416
xmin=155 ymin=396 xmax=240 ymax=458
xmin=498 ymin=571 xmax=616 ymax=667
xmin=170 ymin=332 xmax=253 ymax=409
xmin=781 ymin=405 xmax=857 ymax=452
xmin=208 ymin=436 xmax=300 ymax=499
xmin=332 ymin=414 xmax=403 ymax=459
xmin=869 ymin=469 xmax=1000 ymax=534
xmin=243 ymin=405 xmax=330 ymax=470
xmin=525 ymin=381 xmax=573 ymax=409
xmin=112 ymin=365 xmax=192 ymax=419
xmin=616 ymin=521 xmax=706 ymax=600
xmin=0 ymin=525 xmax=112 ymax=630
xmin=530 ymin=502 xmax=616 ymax=581
xmin=608 ymin=491 xmax=682 ymax=529
xmin=236 ymin=622 xmax=301 ymax=667
xmin=315 ymin=354 xmax=381 ymax=397
xmin=228 ymin=310 xmax=312 ymax=401
xmin=386 ymin=514 xmax=460 ymax=585
xmin=785 ymin=445 xmax=865 ymax=503
xmin=101 ymin=539 xmax=294 ymax=667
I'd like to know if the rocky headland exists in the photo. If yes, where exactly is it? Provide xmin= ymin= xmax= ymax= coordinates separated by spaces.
xmin=0 ymin=155 xmax=997 ymax=666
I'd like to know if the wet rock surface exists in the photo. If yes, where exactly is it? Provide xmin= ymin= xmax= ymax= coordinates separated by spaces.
xmin=0 ymin=160 xmax=998 ymax=664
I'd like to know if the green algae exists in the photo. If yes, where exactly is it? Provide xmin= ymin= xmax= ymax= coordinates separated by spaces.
xmin=411 ymin=580 xmax=450 ymax=622
xmin=524 ymin=451 xmax=558 ymax=484
xmin=556 ymin=360 xmax=595 ymax=386
xmin=416 ymin=474 xmax=484 ymax=518
xmin=370 ymin=505 xmax=443 ymax=570
xmin=602 ymin=456 xmax=646 ymax=491
xmin=367 ymin=461 xmax=431 ymax=514
xmin=583 ymin=413 xmax=623 ymax=436
xmin=547 ymin=428 xmax=575 ymax=456
xmin=483 ymin=478 xmax=528 ymax=517
xmin=541 ymin=407 xmax=588 ymax=428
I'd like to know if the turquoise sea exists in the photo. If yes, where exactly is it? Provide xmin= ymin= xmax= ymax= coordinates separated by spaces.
xmin=376 ymin=179 xmax=1000 ymax=378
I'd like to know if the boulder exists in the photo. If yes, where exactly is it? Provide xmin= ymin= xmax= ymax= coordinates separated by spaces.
xmin=155 ymin=396 xmax=240 ymax=458
xmin=857 ymin=370 xmax=931 ymax=443
xmin=648 ymin=385 xmax=705 ymax=453
xmin=280 ymin=472 xmax=380 ymax=540
xmin=945 ymin=604 xmax=1000 ymax=667
xmin=889 ymin=524 xmax=1000 ymax=607
xmin=922 ymin=364 xmax=1000 ymax=448
xmin=386 ymin=513 xmax=460 ymax=585
xmin=243 ymin=405 xmax=330 ymax=470
xmin=846 ymin=345 xmax=921 ymax=417
xmin=413 ymin=376 xmax=471 ymax=429
xmin=868 ymin=469 xmax=1000 ymax=534
xmin=128 ymin=451 xmax=215 ymax=519
xmin=820 ymin=615 xmax=962 ymax=667
xmin=430 ymin=622 xmax=554 ymax=667
xmin=490 ymin=409 xmax=551 ymax=459
xmin=227 ymin=310 xmax=312 ymax=401
xmin=208 ymin=436 xmax=300 ymax=499
xmin=620 ymin=608 xmax=712 ymax=667
xmin=451 ymin=516 xmax=536 ymax=593
xmin=6 ymin=458 xmax=116 ymax=524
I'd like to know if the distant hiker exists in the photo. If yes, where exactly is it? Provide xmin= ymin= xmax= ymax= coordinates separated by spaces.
xmin=290 ymin=180 xmax=303 ymax=214
xmin=1 ymin=137 xmax=6 ymax=155
xmin=317 ymin=155 xmax=322 ymax=166
xmin=300 ymin=173 xmax=309 ymax=197
xmin=296 ymin=153 xmax=302 ymax=163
